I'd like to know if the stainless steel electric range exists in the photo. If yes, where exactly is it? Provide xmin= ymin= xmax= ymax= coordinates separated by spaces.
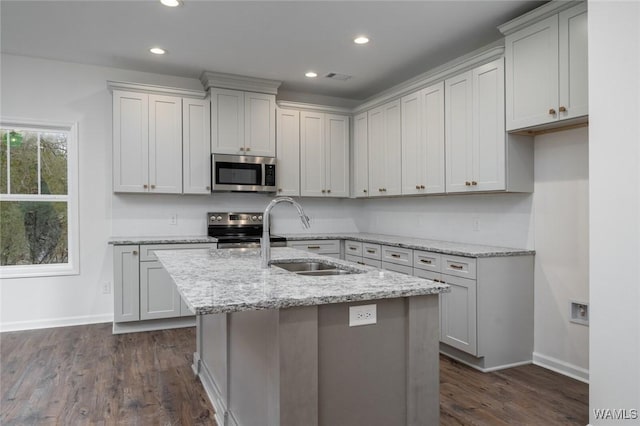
xmin=207 ymin=212 xmax=287 ymax=249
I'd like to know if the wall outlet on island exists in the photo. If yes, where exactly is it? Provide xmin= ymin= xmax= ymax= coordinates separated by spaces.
xmin=349 ymin=304 xmax=377 ymax=327
xmin=170 ymin=214 xmax=178 ymax=225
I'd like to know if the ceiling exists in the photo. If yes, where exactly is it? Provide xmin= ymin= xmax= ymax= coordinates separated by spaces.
xmin=1 ymin=0 xmax=546 ymax=102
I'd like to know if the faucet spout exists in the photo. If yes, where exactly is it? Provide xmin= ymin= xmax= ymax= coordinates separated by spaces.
xmin=261 ymin=197 xmax=310 ymax=269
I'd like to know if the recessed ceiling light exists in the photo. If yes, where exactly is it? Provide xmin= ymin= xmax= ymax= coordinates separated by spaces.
xmin=305 ymin=71 xmax=318 ymax=78
xmin=150 ymin=47 xmax=166 ymax=55
xmin=354 ymin=36 xmax=370 ymax=45
xmin=160 ymin=0 xmax=181 ymax=7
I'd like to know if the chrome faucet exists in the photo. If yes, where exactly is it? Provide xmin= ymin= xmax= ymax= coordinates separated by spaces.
xmin=261 ymin=197 xmax=311 ymax=268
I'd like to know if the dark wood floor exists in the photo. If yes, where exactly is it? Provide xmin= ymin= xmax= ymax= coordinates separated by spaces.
xmin=1 ymin=324 xmax=588 ymax=425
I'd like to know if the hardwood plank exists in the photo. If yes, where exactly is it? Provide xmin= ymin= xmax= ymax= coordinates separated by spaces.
xmin=1 ymin=324 xmax=588 ymax=425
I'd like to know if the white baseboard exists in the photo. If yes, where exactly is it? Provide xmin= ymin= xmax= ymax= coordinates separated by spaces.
xmin=0 ymin=314 xmax=113 ymax=333
xmin=532 ymin=352 xmax=589 ymax=383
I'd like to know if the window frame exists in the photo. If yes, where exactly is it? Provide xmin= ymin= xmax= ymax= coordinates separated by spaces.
xmin=0 ymin=118 xmax=79 ymax=278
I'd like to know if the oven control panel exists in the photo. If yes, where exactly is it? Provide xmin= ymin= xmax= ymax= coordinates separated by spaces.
xmin=208 ymin=212 xmax=264 ymax=226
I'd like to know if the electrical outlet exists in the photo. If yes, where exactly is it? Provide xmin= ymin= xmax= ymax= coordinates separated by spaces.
xmin=102 ymin=281 xmax=111 ymax=294
xmin=570 ymin=301 xmax=589 ymax=326
xmin=170 ymin=214 xmax=178 ymax=225
xmin=349 ymin=304 xmax=377 ymax=327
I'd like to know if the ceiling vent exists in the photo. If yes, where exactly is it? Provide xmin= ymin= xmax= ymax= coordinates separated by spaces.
xmin=325 ymin=72 xmax=352 ymax=81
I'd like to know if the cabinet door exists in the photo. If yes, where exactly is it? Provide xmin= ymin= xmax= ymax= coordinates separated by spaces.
xmin=149 ymin=94 xmax=183 ymax=194
xmin=113 ymin=245 xmax=140 ymax=322
xmin=325 ymin=114 xmax=349 ymax=197
xmin=140 ymin=261 xmax=182 ymax=320
xmin=401 ymin=90 xmax=422 ymax=195
xmin=113 ymin=91 xmax=148 ymax=193
xmin=473 ymin=59 xmax=506 ymax=191
xmin=276 ymin=108 xmax=300 ymax=196
xmin=183 ymin=98 xmax=211 ymax=194
xmin=367 ymin=105 xmax=385 ymax=197
xmin=352 ymin=112 xmax=369 ymax=198
xmin=244 ymin=92 xmax=276 ymax=156
xmin=211 ymin=88 xmax=245 ymax=154
xmin=300 ymin=111 xmax=325 ymax=197
xmin=505 ymin=14 xmax=559 ymax=130
xmin=440 ymin=275 xmax=477 ymax=356
xmin=445 ymin=71 xmax=473 ymax=193
xmin=421 ymin=82 xmax=446 ymax=194
xmin=559 ymin=2 xmax=588 ymax=120
xmin=383 ymin=100 xmax=402 ymax=196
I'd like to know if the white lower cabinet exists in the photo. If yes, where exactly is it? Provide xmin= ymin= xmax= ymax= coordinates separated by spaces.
xmin=287 ymin=240 xmax=341 ymax=259
xmin=439 ymin=275 xmax=478 ymax=355
xmin=113 ymin=243 xmax=215 ymax=326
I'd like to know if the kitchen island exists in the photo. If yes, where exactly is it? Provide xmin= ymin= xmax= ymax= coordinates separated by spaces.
xmin=155 ymin=247 xmax=449 ymax=426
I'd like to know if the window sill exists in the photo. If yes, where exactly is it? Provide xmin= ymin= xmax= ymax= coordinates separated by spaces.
xmin=0 ymin=263 xmax=79 ymax=279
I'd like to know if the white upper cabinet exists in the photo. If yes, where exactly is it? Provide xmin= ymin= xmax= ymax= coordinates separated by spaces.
xmin=113 ymin=90 xmax=183 ymax=194
xmin=401 ymin=82 xmax=445 ymax=195
xmin=211 ymin=88 xmax=276 ymax=157
xmin=352 ymin=112 xmax=369 ymax=198
xmin=503 ymin=2 xmax=587 ymax=131
xmin=182 ymin=98 xmax=211 ymax=194
xmin=300 ymin=111 xmax=349 ymax=197
xmin=368 ymin=100 xmax=402 ymax=197
xmin=276 ymin=108 xmax=300 ymax=196
xmin=446 ymin=59 xmax=506 ymax=193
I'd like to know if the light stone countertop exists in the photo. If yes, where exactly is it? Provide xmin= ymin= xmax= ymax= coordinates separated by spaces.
xmin=282 ymin=232 xmax=534 ymax=258
xmin=155 ymin=247 xmax=449 ymax=315
xmin=109 ymin=235 xmax=218 ymax=245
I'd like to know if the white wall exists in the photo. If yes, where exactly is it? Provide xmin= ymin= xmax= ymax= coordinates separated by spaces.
xmin=532 ymin=127 xmax=589 ymax=382
xmin=0 ymin=53 xmax=359 ymax=331
xmin=588 ymin=1 xmax=640 ymax=423
xmin=356 ymin=193 xmax=534 ymax=249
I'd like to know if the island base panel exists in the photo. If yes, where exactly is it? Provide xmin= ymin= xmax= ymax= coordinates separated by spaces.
xmin=196 ymin=295 xmax=440 ymax=426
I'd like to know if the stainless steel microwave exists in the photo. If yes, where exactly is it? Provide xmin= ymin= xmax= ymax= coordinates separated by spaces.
xmin=211 ymin=154 xmax=277 ymax=192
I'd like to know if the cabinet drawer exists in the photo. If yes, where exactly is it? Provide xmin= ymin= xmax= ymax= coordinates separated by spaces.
xmin=362 ymin=257 xmax=382 ymax=268
xmin=345 ymin=240 xmax=363 ymax=256
xmin=413 ymin=250 xmax=442 ymax=273
xmin=345 ymin=254 xmax=366 ymax=265
xmin=442 ymin=254 xmax=477 ymax=279
xmin=381 ymin=246 xmax=413 ymax=266
xmin=287 ymin=240 xmax=341 ymax=254
xmin=362 ymin=243 xmax=382 ymax=260
xmin=140 ymin=243 xmax=216 ymax=261
xmin=413 ymin=268 xmax=441 ymax=282
xmin=382 ymin=261 xmax=413 ymax=275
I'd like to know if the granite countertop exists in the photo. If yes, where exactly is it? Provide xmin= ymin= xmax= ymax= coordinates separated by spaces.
xmin=155 ymin=247 xmax=449 ymax=315
xmin=109 ymin=235 xmax=218 ymax=245
xmin=282 ymin=232 xmax=534 ymax=258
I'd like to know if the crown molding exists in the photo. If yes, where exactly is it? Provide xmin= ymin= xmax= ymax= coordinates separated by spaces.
xmin=200 ymin=71 xmax=282 ymax=95
xmin=498 ymin=0 xmax=585 ymax=36
xmin=277 ymin=101 xmax=353 ymax=115
xmin=353 ymin=41 xmax=505 ymax=114
xmin=106 ymin=80 xmax=206 ymax=99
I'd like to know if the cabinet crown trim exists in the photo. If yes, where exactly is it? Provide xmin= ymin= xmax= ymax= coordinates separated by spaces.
xmin=353 ymin=43 xmax=504 ymax=114
xmin=107 ymin=80 xmax=206 ymax=98
xmin=498 ymin=0 xmax=585 ymax=35
xmin=200 ymin=71 xmax=282 ymax=95
xmin=277 ymin=101 xmax=352 ymax=115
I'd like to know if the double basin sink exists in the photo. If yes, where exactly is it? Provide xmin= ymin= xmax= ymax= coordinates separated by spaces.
xmin=272 ymin=261 xmax=363 ymax=277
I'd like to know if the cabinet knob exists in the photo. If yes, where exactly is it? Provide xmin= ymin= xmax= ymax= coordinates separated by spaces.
xmin=151 ymin=184 xmax=156 ymax=189
xmin=239 ymin=147 xmax=245 ymax=151
xmin=416 ymin=185 xmax=420 ymax=190
xmin=363 ymin=189 xmax=367 ymax=193
xmin=132 ymin=250 xmax=138 ymax=255
xmin=245 ymin=147 xmax=251 ymax=152
xmin=559 ymin=106 xmax=567 ymax=113
xmin=278 ymin=188 xmax=282 ymax=192
xmin=471 ymin=181 xmax=477 ymax=186
xmin=143 ymin=184 xmax=148 ymax=189
xmin=420 ymin=185 xmax=425 ymax=189
xmin=206 ymin=186 xmax=211 ymax=190
xmin=465 ymin=181 xmax=471 ymax=186
xmin=378 ymin=188 xmax=383 ymax=192
xmin=548 ymin=108 xmax=556 ymax=115
xmin=327 ymin=189 xmax=331 ymax=194
xmin=321 ymin=189 xmax=326 ymax=193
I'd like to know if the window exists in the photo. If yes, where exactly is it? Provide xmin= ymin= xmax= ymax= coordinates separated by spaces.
xmin=0 ymin=119 xmax=79 ymax=278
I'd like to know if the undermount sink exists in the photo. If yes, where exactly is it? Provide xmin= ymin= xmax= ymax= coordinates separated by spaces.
xmin=272 ymin=261 xmax=363 ymax=276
